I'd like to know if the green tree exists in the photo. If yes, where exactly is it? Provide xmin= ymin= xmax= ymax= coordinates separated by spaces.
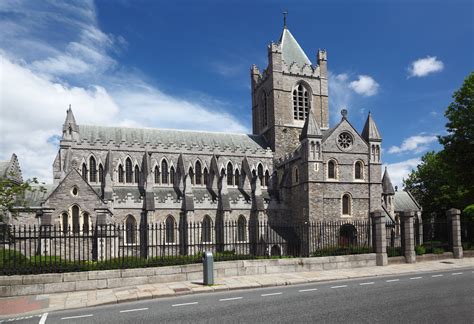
xmin=438 ymin=72 xmax=474 ymax=207
xmin=0 ymin=174 xmax=46 ymax=222
xmin=405 ymin=72 xmax=474 ymax=216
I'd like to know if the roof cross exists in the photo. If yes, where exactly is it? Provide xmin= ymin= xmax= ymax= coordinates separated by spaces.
xmin=283 ymin=10 xmax=288 ymax=28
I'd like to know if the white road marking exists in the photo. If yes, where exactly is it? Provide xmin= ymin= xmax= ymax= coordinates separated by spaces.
xmin=386 ymin=279 xmax=399 ymax=282
xmin=452 ymin=272 xmax=463 ymax=275
xmin=39 ymin=313 xmax=48 ymax=324
xmin=410 ymin=277 xmax=422 ymax=280
xmin=432 ymin=274 xmax=444 ymax=277
xmin=261 ymin=292 xmax=282 ymax=297
xmin=120 ymin=307 xmax=148 ymax=313
xmin=61 ymin=314 xmax=93 ymax=320
xmin=299 ymin=288 xmax=318 ymax=292
xmin=172 ymin=302 xmax=198 ymax=307
xmin=331 ymin=285 xmax=348 ymax=289
xmin=219 ymin=297 xmax=243 ymax=301
xmin=359 ymin=282 xmax=374 ymax=286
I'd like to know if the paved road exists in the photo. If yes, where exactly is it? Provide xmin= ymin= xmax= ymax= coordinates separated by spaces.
xmin=3 ymin=268 xmax=473 ymax=324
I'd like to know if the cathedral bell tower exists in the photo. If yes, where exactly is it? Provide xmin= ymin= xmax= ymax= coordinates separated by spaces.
xmin=251 ymin=19 xmax=328 ymax=159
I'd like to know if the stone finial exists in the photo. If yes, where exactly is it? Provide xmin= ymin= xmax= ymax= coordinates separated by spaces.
xmin=341 ymin=108 xmax=348 ymax=119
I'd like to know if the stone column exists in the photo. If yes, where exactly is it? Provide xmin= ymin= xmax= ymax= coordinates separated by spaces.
xmin=401 ymin=210 xmax=416 ymax=263
xmin=416 ymin=211 xmax=423 ymax=245
xmin=447 ymin=208 xmax=463 ymax=259
xmin=371 ymin=210 xmax=388 ymax=266
xmin=95 ymin=209 xmax=117 ymax=261
xmin=39 ymin=209 xmax=54 ymax=257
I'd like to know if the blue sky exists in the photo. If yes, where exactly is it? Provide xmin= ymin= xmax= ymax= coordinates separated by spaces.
xmin=1 ymin=0 xmax=473 ymax=186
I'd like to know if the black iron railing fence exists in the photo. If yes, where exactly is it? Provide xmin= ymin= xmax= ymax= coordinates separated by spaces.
xmin=386 ymin=221 xmax=402 ymax=257
xmin=0 ymin=220 xmax=372 ymax=275
xmin=461 ymin=220 xmax=474 ymax=250
xmin=422 ymin=219 xmax=451 ymax=254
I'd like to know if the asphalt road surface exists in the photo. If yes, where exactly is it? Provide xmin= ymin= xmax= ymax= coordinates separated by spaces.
xmin=4 ymin=268 xmax=474 ymax=324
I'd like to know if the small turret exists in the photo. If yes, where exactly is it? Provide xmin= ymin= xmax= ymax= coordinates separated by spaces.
xmin=62 ymin=105 xmax=79 ymax=141
xmin=362 ymin=111 xmax=382 ymax=142
xmin=382 ymin=167 xmax=395 ymax=216
xmin=102 ymin=149 xmax=114 ymax=201
xmin=362 ymin=112 xmax=382 ymax=164
xmin=142 ymin=151 xmax=155 ymax=211
xmin=300 ymin=109 xmax=322 ymax=140
xmin=300 ymin=110 xmax=322 ymax=163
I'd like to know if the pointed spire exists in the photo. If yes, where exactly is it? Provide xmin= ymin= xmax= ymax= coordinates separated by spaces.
xmin=62 ymin=148 xmax=72 ymax=177
xmin=362 ymin=111 xmax=382 ymax=142
xmin=279 ymin=27 xmax=311 ymax=66
xmin=382 ymin=167 xmax=395 ymax=195
xmin=300 ymin=109 xmax=322 ymax=140
xmin=62 ymin=105 xmax=79 ymax=140
xmin=103 ymin=149 xmax=114 ymax=201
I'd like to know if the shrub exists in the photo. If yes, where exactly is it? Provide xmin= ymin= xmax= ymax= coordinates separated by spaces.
xmin=386 ymin=247 xmax=403 ymax=257
xmin=432 ymin=247 xmax=445 ymax=254
xmin=415 ymin=245 xmax=426 ymax=255
xmin=311 ymin=246 xmax=372 ymax=257
xmin=0 ymin=248 xmax=28 ymax=267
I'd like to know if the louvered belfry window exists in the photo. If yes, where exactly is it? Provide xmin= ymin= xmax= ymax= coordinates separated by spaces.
xmin=293 ymin=84 xmax=309 ymax=120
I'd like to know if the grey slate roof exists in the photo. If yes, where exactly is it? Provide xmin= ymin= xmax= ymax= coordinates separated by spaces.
xmin=393 ymin=190 xmax=421 ymax=212
xmin=78 ymin=125 xmax=270 ymax=151
xmin=279 ymin=28 xmax=312 ymax=67
xmin=18 ymin=184 xmax=54 ymax=208
xmin=362 ymin=112 xmax=381 ymax=141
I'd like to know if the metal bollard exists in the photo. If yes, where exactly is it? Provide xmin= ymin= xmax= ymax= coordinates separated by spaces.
xmin=202 ymin=251 xmax=214 ymax=285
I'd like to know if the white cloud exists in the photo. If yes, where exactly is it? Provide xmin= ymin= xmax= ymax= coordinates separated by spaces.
xmin=349 ymin=75 xmax=379 ymax=96
xmin=388 ymin=134 xmax=438 ymax=154
xmin=0 ymin=1 xmax=248 ymax=183
xmin=408 ymin=56 xmax=444 ymax=77
xmin=385 ymin=158 xmax=421 ymax=189
xmin=329 ymin=72 xmax=379 ymax=124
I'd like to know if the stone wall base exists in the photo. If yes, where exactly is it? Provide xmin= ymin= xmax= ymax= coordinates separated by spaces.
xmin=0 ymin=254 xmax=376 ymax=297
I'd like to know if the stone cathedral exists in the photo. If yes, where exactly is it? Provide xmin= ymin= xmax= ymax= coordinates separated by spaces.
xmin=5 ymin=25 xmax=416 ymax=246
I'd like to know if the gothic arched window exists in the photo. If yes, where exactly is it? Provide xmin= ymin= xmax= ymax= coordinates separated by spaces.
xmin=89 ymin=157 xmax=97 ymax=182
xmin=328 ymin=160 xmax=337 ymax=179
xmin=165 ymin=215 xmax=176 ymax=244
xmin=125 ymin=158 xmax=133 ymax=183
xmin=134 ymin=165 xmax=140 ymax=183
xmin=125 ymin=215 xmax=137 ymax=244
xmin=203 ymin=167 xmax=209 ymax=185
xmin=118 ymin=165 xmax=124 ymax=183
xmin=227 ymin=162 xmax=234 ymax=186
xmin=83 ymin=212 xmax=89 ymax=234
xmin=154 ymin=165 xmax=160 ymax=184
xmin=292 ymin=83 xmax=310 ymax=120
xmin=72 ymin=205 xmax=80 ymax=234
xmin=235 ymin=169 xmax=240 ymax=187
xmin=355 ymin=161 xmax=363 ymax=180
xmin=161 ymin=160 xmax=169 ymax=184
xmin=98 ymin=164 xmax=104 ymax=183
xmin=342 ymin=194 xmax=351 ymax=216
xmin=62 ymin=212 xmax=68 ymax=233
xmin=82 ymin=163 xmax=87 ymax=181
xmin=169 ymin=166 xmax=175 ymax=185
xmin=237 ymin=215 xmax=247 ymax=242
xmin=257 ymin=164 xmax=264 ymax=187
xmin=195 ymin=161 xmax=202 ymax=185
xmin=264 ymin=170 xmax=270 ymax=187
xmin=201 ymin=215 xmax=212 ymax=243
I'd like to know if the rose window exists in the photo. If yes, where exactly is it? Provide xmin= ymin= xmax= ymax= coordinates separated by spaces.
xmin=337 ymin=132 xmax=353 ymax=150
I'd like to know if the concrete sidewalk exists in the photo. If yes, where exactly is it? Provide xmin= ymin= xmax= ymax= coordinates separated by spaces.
xmin=1 ymin=258 xmax=473 ymax=318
